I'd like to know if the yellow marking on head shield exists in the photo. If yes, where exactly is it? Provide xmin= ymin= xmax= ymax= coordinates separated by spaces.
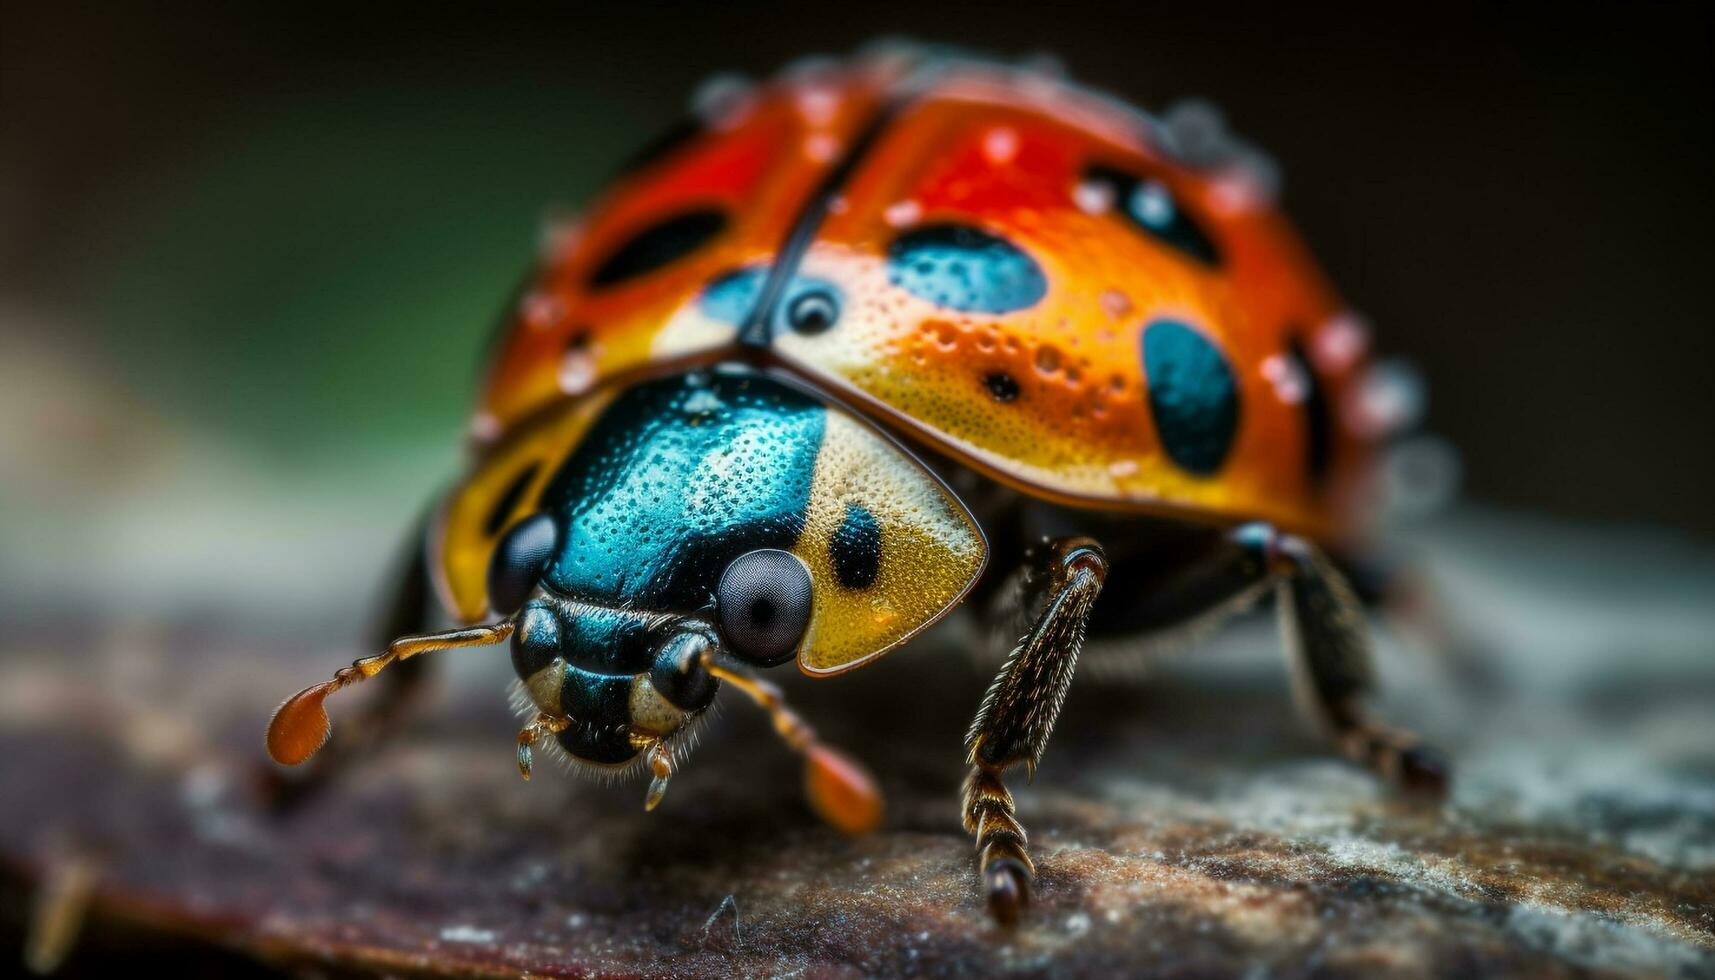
xmin=792 ymin=409 xmax=988 ymax=675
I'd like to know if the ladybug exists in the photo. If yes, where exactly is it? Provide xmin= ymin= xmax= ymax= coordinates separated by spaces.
xmin=266 ymin=44 xmax=1446 ymax=925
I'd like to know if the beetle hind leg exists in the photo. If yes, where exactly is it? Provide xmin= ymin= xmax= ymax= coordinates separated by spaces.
xmin=1276 ymin=538 xmax=1449 ymax=797
xmin=961 ymin=766 xmax=1032 ymax=923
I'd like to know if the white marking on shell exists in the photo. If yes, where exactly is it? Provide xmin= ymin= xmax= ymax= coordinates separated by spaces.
xmin=1262 ymin=353 xmax=1310 ymax=405
xmin=1314 ymin=313 xmax=1371 ymax=373
xmin=1208 ymin=172 xmax=1266 ymax=216
xmin=1073 ymin=179 xmax=1115 ymax=215
xmin=982 ymin=127 xmax=1020 ymax=165
xmin=1351 ymin=358 xmax=1427 ymax=436
xmin=469 ymin=412 xmax=502 ymax=445
xmin=1100 ymin=289 xmax=1134 ymax=319
xmin=521 ymin=292 xmax=563 ymax=332
xmin=796 ymin=86 xmax=840 ymax=126
xmin=883 ymin=200 xmax=923 ymax=227
xmin=804 ymin=133 xmax=841 ymax=163
xmin=558 ymin=348 xmax=597 ymax=395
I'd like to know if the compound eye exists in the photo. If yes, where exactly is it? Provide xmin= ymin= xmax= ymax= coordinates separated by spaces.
xmin=487 ymin=513 xmax=561 ymax=616
xmin=716 ymin=549 xmax=813 ymax=667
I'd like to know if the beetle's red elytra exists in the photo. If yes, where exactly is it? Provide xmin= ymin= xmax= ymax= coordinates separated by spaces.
xmin=266 ymin=44 xmax=1444 ymax=926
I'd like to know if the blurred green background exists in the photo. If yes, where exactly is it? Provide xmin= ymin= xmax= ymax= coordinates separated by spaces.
xmin=3 ymin=3 xmax=1713 ymax=625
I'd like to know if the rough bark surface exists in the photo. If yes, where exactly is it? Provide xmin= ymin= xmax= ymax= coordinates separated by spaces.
xmin=1 ymin=516 xmax=1711 ymax=977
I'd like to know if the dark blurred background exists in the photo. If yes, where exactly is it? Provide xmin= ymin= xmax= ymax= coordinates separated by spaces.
xmin=3 ymin=1 xmax=1712 ymax=563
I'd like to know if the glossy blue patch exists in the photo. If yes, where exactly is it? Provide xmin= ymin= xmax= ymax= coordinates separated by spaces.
xmin=699 ymin=266 xmax=768 ymax=325
xmin=1142 ymin=320 xmax=1239 ymax=476
xmin=538 ymin=369 xmax=825 ymax=611
xmin=886 ymin=223 xmax=1047 ymax=313
xmin=700 ymin=267 xmax=844 ymax=339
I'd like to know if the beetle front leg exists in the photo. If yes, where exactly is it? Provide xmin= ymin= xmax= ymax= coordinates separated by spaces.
xmin=963 ymin=537 xmax=1107 ymax=925
xmin=265 ymin=513 xmax=438 ymax=809
xmin=702 ymin=657 xmax=884 ymax=835
xmin=515 ymin=711 xmax=570 ymax=780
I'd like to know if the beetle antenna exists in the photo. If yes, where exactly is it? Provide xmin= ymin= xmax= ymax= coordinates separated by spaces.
xmin=266 ymin=621 xmax=516 ymax=766
xmin=701 ymin=655 xmax=884 ymax=835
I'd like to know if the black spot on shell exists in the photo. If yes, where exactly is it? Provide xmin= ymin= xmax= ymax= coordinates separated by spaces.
xmin=1084 ymin=164 xmax=1221 ymax=267
xmin=1288 ymin=336 xmax=1333 ymax=487
xmin=984 ymin=371 xmax=1021 ymax=402
xmin=785 ymin=289 xmax=840 ymax=335
xmin=588 ymin=209 xmax=727 ymax=289
xmin=887 ymin=224 xmax=1047 ymax=313
xmin=829 ymin=502 xmax=882 ymax=589
xmin=484 ymin=462 xmax=542 ymax=537
xmin=1142 ymin=320 xmax=1239 ymax=476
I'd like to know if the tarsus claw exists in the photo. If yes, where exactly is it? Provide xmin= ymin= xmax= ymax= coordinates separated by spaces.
xmin=985 ymin=857 xmax=1030 ymax=927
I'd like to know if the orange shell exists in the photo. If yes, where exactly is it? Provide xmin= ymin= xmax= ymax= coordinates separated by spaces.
xmin=472 ymin=49 xmax=1380 ymax=544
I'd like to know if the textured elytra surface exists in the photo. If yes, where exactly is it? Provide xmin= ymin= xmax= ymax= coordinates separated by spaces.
xmin=1 ymin=514 xmax=1713 ymax=977
xmin=475 ymin=51 xmax=1377 ymax=539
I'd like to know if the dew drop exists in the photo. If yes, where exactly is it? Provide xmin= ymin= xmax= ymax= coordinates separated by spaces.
xmin=559 ymin=349 xmax=597 ymax=395
xmin=884 ymin=200 xmax=923 ymax=228
xmin=1073 ymin=179 xmax=1115 ymax=215
xmin=1099 ymin=288 xmax=1133 ymax=319
xmin=804 ymin=134 xmax=840 ymax=163
xmin=982 ymin=127 xmax=1020 ymax=165
xmin=1034 ymin=344 xmax=1062 ymax=375
xmin=469 ymin=412 xmax=502 ymax=444
xmin=521 ymin=292 xmax=563 ymax=332
xmin=1261 ymin=353 xmax=1309 ymax=405
xmin=1314 ymin=312 xmax=1371 ymax=372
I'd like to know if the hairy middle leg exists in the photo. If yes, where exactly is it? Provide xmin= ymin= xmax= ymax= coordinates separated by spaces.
xmin=962 ymin=536 xmax=1108 ymax=925
xmin=961 ymin=523 xmax=1448 ymax=925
